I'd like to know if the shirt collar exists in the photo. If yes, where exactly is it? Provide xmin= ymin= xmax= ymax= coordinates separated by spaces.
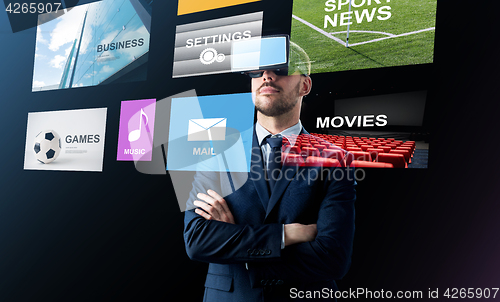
xmin=255 ymin=120 xmax=302 ymax=147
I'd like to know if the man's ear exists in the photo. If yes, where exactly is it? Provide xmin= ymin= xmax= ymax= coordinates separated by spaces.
xmin=300 ymin=76 xmax=312 ymax=97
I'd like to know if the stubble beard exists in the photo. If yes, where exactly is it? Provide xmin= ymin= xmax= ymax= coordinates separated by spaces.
xmin=254 ymin=81 xmax=301 ymax=117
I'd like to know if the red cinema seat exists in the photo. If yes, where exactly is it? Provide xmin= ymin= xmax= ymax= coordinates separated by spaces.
xmin=401 ymin=144 xmax=415 ymax=153
xmin=379 ymin=146 xmax=392 ymax=153
xmin=320 ymin=143 xmax=332 ymax=150
xmin=377 ymin=153 xmax=407 ymax=168
xmin=397 ymin=146 xmax=413 ymax=156
xmin=346 ymin=147 xmax=362 ymax=152
xmin=301 ymin=147 xmax=320 ymax=158
xmin=282 ymin=153 xmax=305 ymax=166
xmin=401 ymin=143 xmax=415 ymax=153
xmin=305 ymin=156 xmax=341 ymax=167
xmin=360 ymin=144 xmax=371 ymax=151
xmin=390 ymin=149 xmax=411 ymax=163
xmin=366 ymin=148 xmax=384 ymax=161
xmin=313 ymin=144 xmax=327 ymax=152
xmin=322 ymin=149 xmax=345 ymax=161
xmin=283 ymin=145 xmax=300 ymax=154
xmin=346 ymin=151 xmax=372 ymax=162
xmin=386 ymin=138 xmax=395 ymax=142
xmin=349 ymin=160 xmax=394 ymax=168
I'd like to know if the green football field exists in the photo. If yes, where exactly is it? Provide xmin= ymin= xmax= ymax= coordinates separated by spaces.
xmin=291 ymin=0 xmax=438 ymax=73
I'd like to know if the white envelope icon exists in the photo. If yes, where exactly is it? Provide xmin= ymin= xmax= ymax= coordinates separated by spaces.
xmin=188 ymin=118 xmax=227 ymax=141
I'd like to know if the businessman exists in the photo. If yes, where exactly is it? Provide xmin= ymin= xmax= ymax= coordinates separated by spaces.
xmin=184 ymin=43 xmax=356 ymax=301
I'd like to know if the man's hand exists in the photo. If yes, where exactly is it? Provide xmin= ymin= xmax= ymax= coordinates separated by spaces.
xmin=284 ymin=223 xmax=317 ymax=246
xmin=193 ymin=189 xmax=235 ymax=224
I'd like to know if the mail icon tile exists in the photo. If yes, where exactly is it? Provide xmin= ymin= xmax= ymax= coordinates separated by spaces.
xmin=167 ymin=93 xmax=254 ymax=172
xmin=188 ymin=118 xmax=227 ymax=141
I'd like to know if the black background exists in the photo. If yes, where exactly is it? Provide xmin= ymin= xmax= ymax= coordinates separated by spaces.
xmin=1 ymin=0 xmax=499 ymax=301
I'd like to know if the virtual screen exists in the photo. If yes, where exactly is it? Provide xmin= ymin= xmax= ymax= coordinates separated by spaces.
xmin=116 ymin=98 xmax=156 ymax=162
xmin=166 ymin=93 xmax=255 ymax=172
xmin=291 ymin=0 xmax=437 ymax=74
xmin=172 ymin=11 xmax=264 ymax=78
xmin=177 ymin=0 xmax=261 ymax=16
xmin=32 ymin=0 xmax=151 ymax=91
xmin=329 ymin=90 xmax=427 ymax=129
xmin=24 ymin=107 xmax=107 ymax=171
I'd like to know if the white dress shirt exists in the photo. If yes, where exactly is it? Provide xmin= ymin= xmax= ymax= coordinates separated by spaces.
xmin=255 ymin=120 xmax=303 ymax=170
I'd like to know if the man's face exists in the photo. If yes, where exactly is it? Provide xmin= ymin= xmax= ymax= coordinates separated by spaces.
xmin=251 ymin=70 xmax=304 ymax=117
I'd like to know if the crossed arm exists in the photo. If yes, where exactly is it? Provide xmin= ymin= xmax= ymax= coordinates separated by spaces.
xmin=185 ymin=175 xmax=356 ymax=284
xmin=193 ymin=189 xmax=317 ymax=247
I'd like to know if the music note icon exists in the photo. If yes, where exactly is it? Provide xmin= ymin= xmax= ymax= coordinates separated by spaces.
xmin=128 ymin=108 xmax=148 ymax=142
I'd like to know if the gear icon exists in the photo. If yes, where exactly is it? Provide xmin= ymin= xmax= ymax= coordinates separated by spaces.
xmin=200 ymin=48 xmax=218 ymax=65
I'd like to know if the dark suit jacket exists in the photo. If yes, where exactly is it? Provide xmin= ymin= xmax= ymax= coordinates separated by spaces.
xmin=184 ymin=128 xmax=356 ymax=301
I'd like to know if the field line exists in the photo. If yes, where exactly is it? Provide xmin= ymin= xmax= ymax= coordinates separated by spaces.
xmin=330 ymin=30 xmax=395 ymax=37
xmin=348 ymin=27 xmax=436 ymax=46
xmin=292 ymin=14 xmax=346 ymax=47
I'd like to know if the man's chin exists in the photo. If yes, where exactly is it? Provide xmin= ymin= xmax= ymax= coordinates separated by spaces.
xmin=256 ymin=105 xmax=286 ymax=117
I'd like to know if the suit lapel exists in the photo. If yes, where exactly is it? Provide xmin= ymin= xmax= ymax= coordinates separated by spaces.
xmin=265 ymin=128 xmax=310 ymax=218
xmin=250 ymin=130 xmax=270 ymax=210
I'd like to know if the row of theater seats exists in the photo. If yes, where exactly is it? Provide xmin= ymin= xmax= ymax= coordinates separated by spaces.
xmin=280 ymin=133 xmax=416 ymax=168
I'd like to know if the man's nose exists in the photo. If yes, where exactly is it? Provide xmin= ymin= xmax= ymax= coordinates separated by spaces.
xmin=262 ymin=70 xmax=276 ymax=81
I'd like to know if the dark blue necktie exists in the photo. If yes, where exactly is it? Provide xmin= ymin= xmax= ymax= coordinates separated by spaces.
xmin=265 ymin=136 xmax=283 ymax=193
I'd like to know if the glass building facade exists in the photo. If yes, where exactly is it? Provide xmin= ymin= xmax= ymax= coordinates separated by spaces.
xmin=32 ymin=0 xmax=152 ymax=92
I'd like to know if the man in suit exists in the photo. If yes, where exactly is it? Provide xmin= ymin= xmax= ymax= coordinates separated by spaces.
xmin=184 ymin=43 xmax=356 ymax=301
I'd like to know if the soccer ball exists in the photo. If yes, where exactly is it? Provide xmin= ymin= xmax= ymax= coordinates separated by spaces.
xmin=34 ymin=130 xmax=61 ymax=164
